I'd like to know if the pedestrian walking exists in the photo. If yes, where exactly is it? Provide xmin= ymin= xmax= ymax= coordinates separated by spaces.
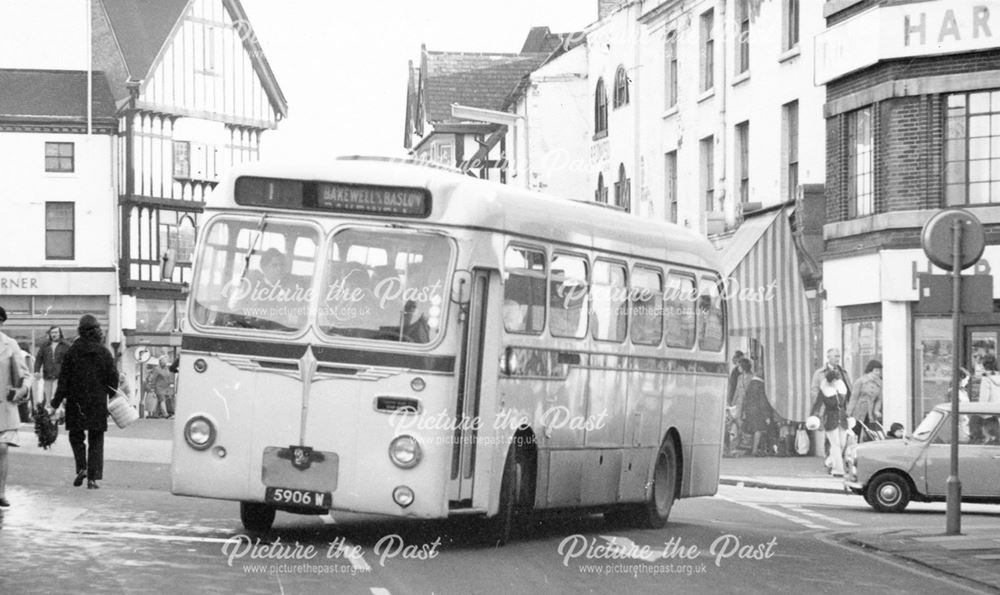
xmin=741 ymin=360 xmax=774 ymax=456
xmin=811 ymin=348 xmax=852 ymax=457
xmin=34 ymin=326 xmax=69 ymax=409
xmin=727 ymin=358 xmax=751 ymax=456
xmin=150 ymin=356 xmax=175 ymax=418
xmin=49 ymin=314 xmax=118 ymax=489
xmin=0 ymin=306 xmax=31 ymax=507
xmin=849 ymin=359 xmax=882 ymax=436
xmin=811 ymin=368 xmax=850 ymax=477
xmin=978 ymin=354 xmax=1000 ymax=403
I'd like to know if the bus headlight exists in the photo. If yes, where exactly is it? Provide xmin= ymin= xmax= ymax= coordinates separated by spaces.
xmin=184 ymin=416 xmax=216 ymax=450
xmin=388 ymin=435 xmax=421 ymax=469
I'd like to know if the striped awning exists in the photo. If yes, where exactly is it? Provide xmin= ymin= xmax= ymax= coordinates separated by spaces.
xmin=719 ymin=207 xmax=815 ymax=422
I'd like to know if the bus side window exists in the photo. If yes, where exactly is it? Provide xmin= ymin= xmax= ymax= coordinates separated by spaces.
xmin=592 ymin=260 xmax=628 ymax=343
xmin=665 ymin=272 xmax=696 ymax=349
xmin=504 ymin=245 xmax=546 ymax=334
xmin=631 ymin=265 xmax=663 ymax=346
xmin=550 ymin=253 xmax=589 ymax=338
xmin=698 ymin=277 xmax=725 ymax=352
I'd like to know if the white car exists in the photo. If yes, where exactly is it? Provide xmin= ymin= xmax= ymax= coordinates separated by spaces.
xmin=844 ymin=402 xmax=1000 ymax=512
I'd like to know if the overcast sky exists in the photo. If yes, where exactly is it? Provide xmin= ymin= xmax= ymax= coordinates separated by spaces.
xmin=241 ymin=1 xmax=597 ymax=161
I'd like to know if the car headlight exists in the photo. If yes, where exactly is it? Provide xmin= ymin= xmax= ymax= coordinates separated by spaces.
xmin=184 ymin=416 xmax=216 ymax=450
xmin=388 ymin=435 xmax=422 ymax=469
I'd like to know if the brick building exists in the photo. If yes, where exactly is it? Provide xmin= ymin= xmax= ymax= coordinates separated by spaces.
xmin=818 ymin=0 xmax=1000 ymax=428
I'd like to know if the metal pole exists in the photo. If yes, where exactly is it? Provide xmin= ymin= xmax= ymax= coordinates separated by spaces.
xmin=946 ymin=219 xmax=963 ymax=535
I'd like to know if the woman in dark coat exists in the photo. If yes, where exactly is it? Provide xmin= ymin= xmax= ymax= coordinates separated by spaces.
xmin=740 ymin=359 xmax=774 ymax=456
xmin=50 ymin=315 xmax=118 ymax=489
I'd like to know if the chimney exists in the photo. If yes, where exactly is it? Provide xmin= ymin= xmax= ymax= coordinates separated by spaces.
xmin=598 ymin=0 xmax=625 ymax=20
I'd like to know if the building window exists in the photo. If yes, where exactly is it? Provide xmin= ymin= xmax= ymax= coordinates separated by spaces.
xmin=595 ymin=78 xmax=608 ymax=137
xmin=783 ymin=100 xmax=799 ymax=203
xmin=595 ymin=173 xmax=608 ymax=204
xmin=613 ymin=65 xmax=630 ymax=108
xmin=736 ymin=121 xmax=750 ymax=205
xmin=44 ymin=142 xmax=74 ymax=173
xmin=736 ymin=0 xmax=750 ymax=75
xmin=665 ymin=151 xmax=678 ymax=223
xmin=665 ymin=31 xmax=678 ymax=108
xmin=614 ymin=163 xmax=631 ymax=211
xmin=945 ymin=90 xmax=1000 ymax=206
xmin=784 ymin=0 xmax=800 ymax=50
xmin=847 ymin=106 xmax=874 ymax=217
xmin=700 ymin=9 xmax=715 ymax=92
xmin=45 ymin=202 xmax=74 ymax=260
xmin=701 ymin=136 xmax=715 ymax=212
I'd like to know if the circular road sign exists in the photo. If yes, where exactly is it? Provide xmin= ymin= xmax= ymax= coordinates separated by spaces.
xmin=921 ymin=209 xmax=985 ymax=272
xmin=134 ymin=346 xmax=151 ymax=363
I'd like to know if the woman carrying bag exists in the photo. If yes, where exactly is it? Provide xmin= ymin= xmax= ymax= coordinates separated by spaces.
xmin=810 ymin=368 xmax=850 ymax=477
xmin=0 ymin=306 xmax=31 ymax=507
xmin=49 ymin=315 xmax=118 ymax=489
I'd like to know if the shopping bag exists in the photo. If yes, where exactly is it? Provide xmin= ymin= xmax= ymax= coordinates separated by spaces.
xmin=108 ymin=389 xmax=139 ymax=429
xmin=794 ymin=424 xmax=810 ymax=455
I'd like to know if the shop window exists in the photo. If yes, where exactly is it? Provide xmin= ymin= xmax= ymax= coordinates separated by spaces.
xmin=843 ymin=316 xmax=882 ymax=384
xmin=945 ymin=90 xmax=1000 ymax=206
xmin=913 ymin=317 xmax=953 ymax=428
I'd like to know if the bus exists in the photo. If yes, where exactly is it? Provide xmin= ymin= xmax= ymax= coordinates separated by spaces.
xmin=171 ymin=156 xmax=728 ymax=542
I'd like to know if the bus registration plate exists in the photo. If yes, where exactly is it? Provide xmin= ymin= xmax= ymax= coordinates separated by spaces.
xmin=265 ymin=487 xmax=332 ymax=509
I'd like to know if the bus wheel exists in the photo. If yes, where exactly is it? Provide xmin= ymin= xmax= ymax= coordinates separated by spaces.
xmin=489 ymin=448 xmax=522 ymax=547
xmin=639 ymin=438 xmax=678 ymax=529
xmin=240 ymin=502 xmax=276 ymax=533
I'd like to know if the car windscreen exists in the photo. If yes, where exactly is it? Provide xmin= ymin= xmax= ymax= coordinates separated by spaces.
xmin=912 ymin=409 xmax=946 ymax=442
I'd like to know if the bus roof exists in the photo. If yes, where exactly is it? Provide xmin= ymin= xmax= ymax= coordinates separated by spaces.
xmin=210 ymin=157 xmax=721 ymax=272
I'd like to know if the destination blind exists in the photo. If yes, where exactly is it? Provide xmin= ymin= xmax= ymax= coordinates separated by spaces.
xmin=234 ymin=176 xmax=431 ymax=217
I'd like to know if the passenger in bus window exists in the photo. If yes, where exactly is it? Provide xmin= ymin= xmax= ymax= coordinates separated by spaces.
xmin=503 ymin=299 xmax=527 ymax=332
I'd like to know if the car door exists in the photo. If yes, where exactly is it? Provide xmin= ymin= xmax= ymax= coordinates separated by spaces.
xmin=923 ymin=413 xmax=1000 ymax=497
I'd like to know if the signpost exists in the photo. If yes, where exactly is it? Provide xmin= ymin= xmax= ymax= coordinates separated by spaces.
xmin=920 ymin=209 xmax=986 ymax=536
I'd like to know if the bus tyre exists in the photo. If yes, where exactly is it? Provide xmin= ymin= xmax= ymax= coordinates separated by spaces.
xmin=240 ymin=501 xmax=276 ymax=533
xmin=866 ymin=472 xmax=910 ymax=513
xmin=639 ymin=438 xmax=679 ymax=529
xmin=489 ymin=448 xmax=522 ymax=547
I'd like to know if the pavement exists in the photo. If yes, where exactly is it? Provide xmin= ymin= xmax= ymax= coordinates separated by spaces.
xmin=9 ymin=420 xmax=1000 ymax=591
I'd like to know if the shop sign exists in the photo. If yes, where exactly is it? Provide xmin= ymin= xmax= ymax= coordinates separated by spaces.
xmin=0 ymin=270 xmax=116 ymax=295
xmin=816 ymin=1 xmax=1000 ymax=84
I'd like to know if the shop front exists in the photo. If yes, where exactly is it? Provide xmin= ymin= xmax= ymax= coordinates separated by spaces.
xmin=119 ymin=296 xmax=185 ymax=416
xmin=824 ymin=247 xmax=1000 ymax=431
xmin=0 ymin=268 xmax=117 ymax=353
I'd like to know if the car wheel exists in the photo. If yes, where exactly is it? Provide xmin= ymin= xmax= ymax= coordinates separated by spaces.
xmin=240 ymin=501 xmax=276 ymax=533
xmin=866 ymin=472 xmax=910 ymax=513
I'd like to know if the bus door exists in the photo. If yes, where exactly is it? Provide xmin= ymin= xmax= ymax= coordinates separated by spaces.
xmin=449 ymin=268 xmax=499 ymax=503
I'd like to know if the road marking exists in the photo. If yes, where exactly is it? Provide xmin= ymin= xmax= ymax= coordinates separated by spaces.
xmin=780 ymin=504 xmax=857 ymax=526
xmin=717 ymin=496 xmax=827 ymax=530
xmin=370 ymin=589 xmax=391 ymax=595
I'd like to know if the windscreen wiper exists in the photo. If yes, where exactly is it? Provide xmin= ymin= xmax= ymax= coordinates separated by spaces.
xmin=238 ymin=215 xmax=269 ymax=282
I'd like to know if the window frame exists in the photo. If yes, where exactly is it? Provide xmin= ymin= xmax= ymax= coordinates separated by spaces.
xmin=665 ymin=150 xmax=678 ymax=223
xmin=614 ymin=163 xmax=631 ymax=211
xmin=44 ymin=142 xmax=75 ymax=173
xmin=591 ymin=258 xmax=629 ymax=344
xmin=665 ymin=270 xmax=698 ymax=349
xmin=944 ymin=90 xmax=1000 ymax=206
xmin=783 ymin=100 xmax=800 ymax=203
xmin=503 ymin=243 xmax=548 ymax=336
xmin=736 ymin=121 xmax=750 ymax=206
xmin=594 ymin=78 xmax=609 ymax=138
xmin=630 ymin=264 xmax=664 ymax=347
xmin=613 ymin=65 xmax=630 ymax=108
xmin=846 ymin=105 xmax=874 ymax=218
xmin=549 ymin=251 xmax=590 ymax=339
xmin=735 ymin=0 xmax=750 ymax=75
xmin=595 ymin=172 xmax=608 ymax=204
xmin=700 ymin=9 xmax=715 ymax=93
xmin=665 ymin=30 xmax=678 ymax=109
xmin=784 ymin=0 xmax=800 ymax=51
xmin=45 ymin=201 xmax=75 ymax=260
xmin=701 ymin=135 xmax=715 ymax=213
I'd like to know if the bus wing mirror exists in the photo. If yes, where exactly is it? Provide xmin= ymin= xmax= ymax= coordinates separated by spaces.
xmin=161 ymin=249 xmax=177 ymax=281
xmin=451 ymin=270 xmax=472 ymax=304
